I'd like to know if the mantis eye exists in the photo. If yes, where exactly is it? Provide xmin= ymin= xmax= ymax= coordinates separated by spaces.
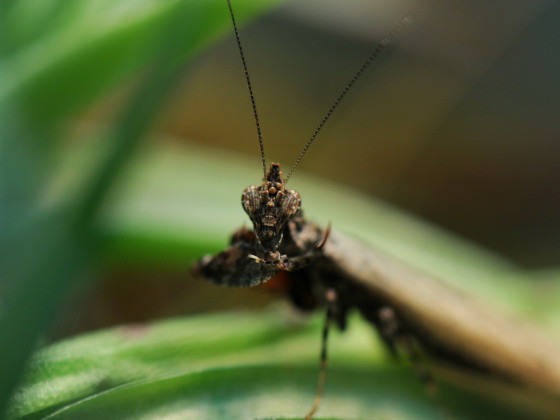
xmin=241 ymin=186 xmax=260 ymax=217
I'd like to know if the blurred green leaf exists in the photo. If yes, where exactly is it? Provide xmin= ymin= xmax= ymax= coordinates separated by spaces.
xmin=8 ymin=310 xmax=535 ymax=420
xmin=0 ymin=0 xmax=281 ymax=127
xmin=0 ymin=0 xmax=285 ymax=416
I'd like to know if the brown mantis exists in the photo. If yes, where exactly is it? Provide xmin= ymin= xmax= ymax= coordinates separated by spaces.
xmin=194 ymin=1 xmax=560 ymax=419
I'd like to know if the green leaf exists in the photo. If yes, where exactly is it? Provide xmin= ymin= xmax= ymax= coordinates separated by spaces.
xmin=0 ymin=0 xmax=285 ymax=416
xmin=0 ymin=0 xmax=283 ymax=126
xmin=8 ymin=310 xmax=536 ymax=420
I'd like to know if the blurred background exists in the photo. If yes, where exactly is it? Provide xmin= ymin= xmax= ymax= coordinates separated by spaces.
xmin=1 ymin=0 xmax=560 ymax=399
xmin=165 ymin=0 xmax=560 ymax=267
xmin=67 ymin=0 xmax=560 ymax=336
xmin=2 ymin=0 xmax=560 ymax=417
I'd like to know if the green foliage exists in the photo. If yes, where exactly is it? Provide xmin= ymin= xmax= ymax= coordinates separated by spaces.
xmin=1 ymin=0 xmax=559 ymax=419
xmin=7 ymin=310 xmax=533 ymax=420
xmin=0 ymin=0 xmax=283 ymax=416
